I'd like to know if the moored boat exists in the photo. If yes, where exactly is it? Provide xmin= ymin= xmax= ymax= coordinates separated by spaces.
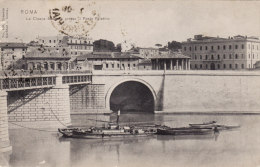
xmin=156 ymin=127 xmax=214 ymax=135
xmin=58 ymin=123 xmax=151 ymax=139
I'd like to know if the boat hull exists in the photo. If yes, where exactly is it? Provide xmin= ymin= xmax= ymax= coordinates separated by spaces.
xmin=58 ymin=128 xmax=150 ymax=139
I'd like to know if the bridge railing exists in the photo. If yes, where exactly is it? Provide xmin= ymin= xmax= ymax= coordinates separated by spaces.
xmin=0 ymin=71 xmax=92 ymax=90
xmin=0 ymin=76 xmax=56 ymax=90
xmin=62 ymin=75 xmax=92 ymax=84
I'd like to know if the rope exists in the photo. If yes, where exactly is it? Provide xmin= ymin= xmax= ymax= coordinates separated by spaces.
xmin=45 ymin=102 xmax=68 ymax=127
xmin=8 ymin=122 xmax=57 ymax=132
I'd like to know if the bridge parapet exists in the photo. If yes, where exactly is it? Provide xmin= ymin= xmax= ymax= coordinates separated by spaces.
xmin=0 ymin=71 xmax=92 ymax=91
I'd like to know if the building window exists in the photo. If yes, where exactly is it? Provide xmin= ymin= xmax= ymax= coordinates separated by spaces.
xmin=253 ymin=54 xmax=254 ymax=59
xmin=128 ymin=64 xmax=130 ymax=67
xmin=205 ymin=55 xmax=208 ymax=60
xmin=211 ymin=55 xmax=214 ymax=60
xmin=117 ymin=64 xmax=120 ymax=68
xmin=229 ymin=45 xmax=232 ymax=50
xmin=217 ymin=64 xmax=220 ymax=69
xmin=189 ymin=47 xmax=191 ymax=51
xmin=235 ymin=45 xmax=238 ymax=49
xmin=106 ymin=64 xmax=108 ymax=68
xmin=49 ymin=40 xmax=51 ymax=43
xmin=235 ymin=54 xmax=238 ymax=59
xmin=184 ymin=47 xmax=186 ymax=51
xmin=42 ymin=40 xmax=44 ymax=43
xmin=54 ymin=40 xmax=56 ymax=43
xmin=223 ymin=64 xmax=226 ymax=69
xmin=217 ymin=55 xmax=220 ymax=59
xmin=249 ymin=54 xmax=250 ymax=59
xmin=229 ymin=54 xmax=232 ymax=59
xmin=195 ymin=64 xmax=197 ymax=69
xmin=195 ymin=46 xmax=197 ymax=51
xmin=242 ymin=44 xmax=244 ymax=49
xmin=195 ymin=55 xmax=197 ymax=60
xmin=205 ymin=46 xmax=208 ymax=50
xmin=133 ymin=64 xmax=136 ymax=67
xmin=241 ymin=64 xmax=244 ymax=69
xmin=112 ymin=64 xmax=114 ymax=68
xmin=223 ymin=45 xmax=226 ymax=50
xmin=200 ymin=64 xmax=202 ymax=69
xmin=12 ymin=48 xmax=14 ymax=51
xmin=211 ymin=46 xmax=214 ymax=50
xmin=206 ymin=64 xmax=208 ymax=69
xmin=223 ymin=54 xmax=226 ymax=59
xmin=200 ymin=46 xmax=202 ymax=50
xmin=75 ymin=52 xmax=77 ymax=55
xmin=59 ymin=40 xmax=61 ymax=43
xmin=217 ymin=46 xmax=220 ymax=50
xmin=229 ymin=64 xmax=232 ymax=69
xmin=235 ymin=64 xmax=238 ymax=69
xmin=200 ymin=55 xmax=202 ymax=59
xmin=252 ymin=45 xmax=254 ymax=50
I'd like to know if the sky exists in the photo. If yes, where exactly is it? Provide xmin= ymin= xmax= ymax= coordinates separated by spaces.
xmin=0 ymin=0 xmax=260 ymax=48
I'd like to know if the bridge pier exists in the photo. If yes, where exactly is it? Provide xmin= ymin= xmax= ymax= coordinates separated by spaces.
xmin=0 ymin=91 xmax=12 ymax=153
xmin=8 ymin=75 xmax=71 ymax=129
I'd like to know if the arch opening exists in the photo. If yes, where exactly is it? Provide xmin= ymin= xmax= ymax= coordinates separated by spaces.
xmin=109 ymin=81 xmax=155 ymax=113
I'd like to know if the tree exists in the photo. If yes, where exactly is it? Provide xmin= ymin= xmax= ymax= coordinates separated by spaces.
xmin=167 ymin=41 xmax=182 ymax=51
xmin=115 ymin=43 xmax=122 ymax=52
xmin=155 ymin=44 xmax=162 ymax=48
xmin=93 ymin=39 xmax=115 ymax=52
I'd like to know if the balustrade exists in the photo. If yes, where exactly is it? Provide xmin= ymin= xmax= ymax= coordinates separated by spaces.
xmin=0 ymin=72 xmax=92 ymax=90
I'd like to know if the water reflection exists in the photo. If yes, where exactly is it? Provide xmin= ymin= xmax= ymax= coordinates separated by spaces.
xmin=5 ymin=114 xmax=260 ymax=167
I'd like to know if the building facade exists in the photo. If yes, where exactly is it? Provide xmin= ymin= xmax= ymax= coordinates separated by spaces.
xmin=76 ymin=52 xmax=141 ymax=70
xmin=151 ymin=52 xmax=190 ymax=70
xmin=37 ymin=36 xmax=93 ymax=57
xmin=25 ymin=47 xmax=71 ymax=71
xmin=0 ymin=43 xmax=27 ymax=70
xmin=139 ymin=48 xmax=159 ymax=58
xmin=182 ymin=35 xmax=260 ymax=70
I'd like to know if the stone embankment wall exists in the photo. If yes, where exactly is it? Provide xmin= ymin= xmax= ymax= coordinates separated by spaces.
xmin=7 ymin=85 xmax=71 ymax=129
xmin=69 ymin=84 xmax=106 ymax=114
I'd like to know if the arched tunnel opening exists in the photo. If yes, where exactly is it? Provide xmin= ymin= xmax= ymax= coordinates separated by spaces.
xmin=109 ymin=81 xmax=155 ymax=113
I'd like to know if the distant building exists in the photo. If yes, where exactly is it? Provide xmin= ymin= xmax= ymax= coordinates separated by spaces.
xmin=182 ymin=35 xmax=260 ymax=70
xmin=0 ymin=42 xmax=27 ymax=70
xmin=76 ymin=52 xmax=141 ymax=70
xmin=151 ymin=52 xmax=190 ymax=70
xmin=37 ymin=36 xmax=93 ymax=57
xmin=67 ymin=36 xmax=93 ymax=57
xmin=25 ymin=46 xmax=71 ymax=71
xmin=139 ymin=47 xmax=159 ymax=58
xmin=37 ymin=36 xmax=65 ymax=48
xmin=138 ymin=59 xmax=152 ymax=70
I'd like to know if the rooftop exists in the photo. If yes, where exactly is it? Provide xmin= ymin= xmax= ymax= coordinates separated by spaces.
xmin=76 ymin=52 xmax=142 ymax=61
xmin=151 ymin=52 xmax=190 ymax=59
xmin=184 ymin=35 xmax=260 ymax=43
xmin=0 ymin=42 xmax=27 ymax=48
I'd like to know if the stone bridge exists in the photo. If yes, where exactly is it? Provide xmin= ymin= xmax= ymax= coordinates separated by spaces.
xmin=2 ymin=70 xmax=260 ymax=153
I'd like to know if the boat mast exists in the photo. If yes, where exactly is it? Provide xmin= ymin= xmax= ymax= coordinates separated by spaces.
xmin=116 ymin=109 xmax=120 ymax=125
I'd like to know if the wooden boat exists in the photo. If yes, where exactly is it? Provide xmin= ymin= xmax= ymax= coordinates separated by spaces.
xmin=58 ymin=110 xmax=153 ymax=139
xmin=156 ymin=127 xmax=214 ymax=135
xmin=189 ymin=121 xmax=217 ymax=127
xmin=58 ymin=123 xmax=151 ymax=139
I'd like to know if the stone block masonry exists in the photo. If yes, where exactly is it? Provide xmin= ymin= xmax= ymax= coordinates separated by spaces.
xmin=0 ymin=91 xmax=12 ymax=153
xmin=70 ymin=84 xmax=106 ymax=114
xmin=8 ymin=85 xmax=71 ymax=129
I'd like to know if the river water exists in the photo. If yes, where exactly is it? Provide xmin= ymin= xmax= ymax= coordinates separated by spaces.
xmin=3 ymin=113 xmax=260 ymax=167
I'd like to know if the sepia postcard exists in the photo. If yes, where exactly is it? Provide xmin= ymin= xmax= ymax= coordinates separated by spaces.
xmin=1 ymin=0 xmax=260 ymax=167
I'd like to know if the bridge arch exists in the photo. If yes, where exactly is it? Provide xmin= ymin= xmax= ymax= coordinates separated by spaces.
xmin=105 ymin=78 xmax=157 ymax=113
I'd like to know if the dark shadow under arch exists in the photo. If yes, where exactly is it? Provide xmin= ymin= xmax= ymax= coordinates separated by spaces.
xmin=109 ymin=81 xmax=155 ymax=113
